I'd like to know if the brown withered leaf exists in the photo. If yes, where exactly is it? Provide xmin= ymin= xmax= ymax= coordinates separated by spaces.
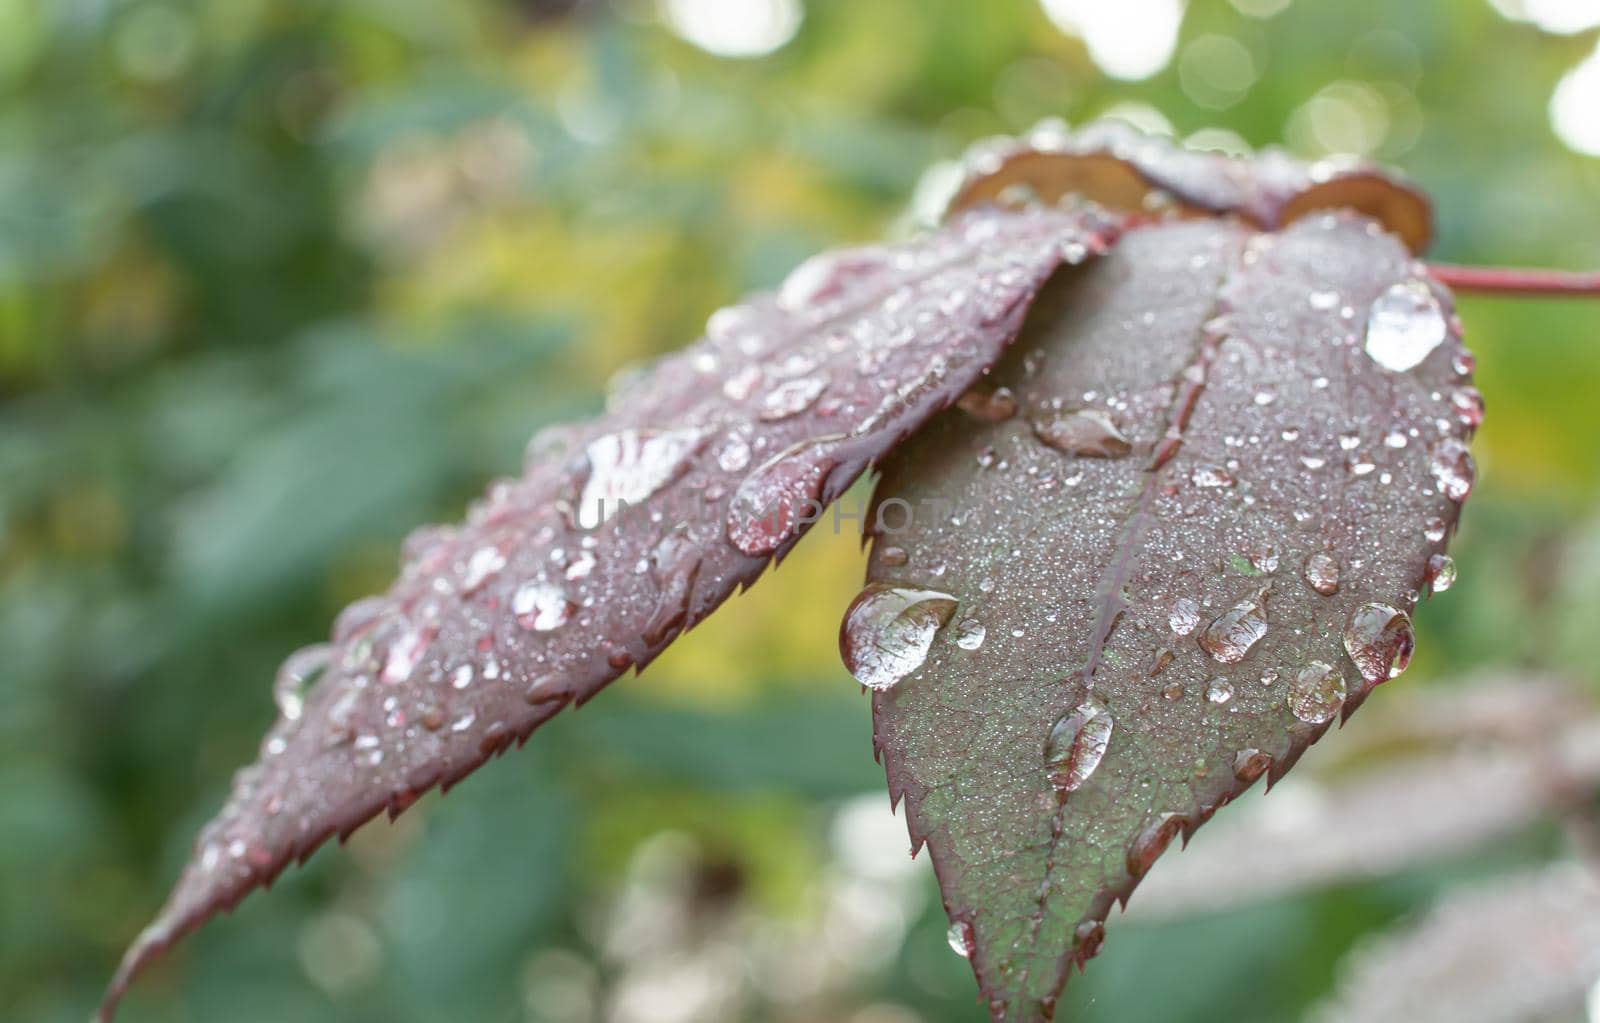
xmin=854 ymin=214 xmax=1479 ymax=1021
xmin=98 ymin=203 xmax=1122 ymax=1020
xmin=946 ymin=118 xmax=1433 ymax=254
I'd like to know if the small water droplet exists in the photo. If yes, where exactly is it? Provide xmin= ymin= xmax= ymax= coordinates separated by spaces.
xmin=460 ymin=546 xmax=507 ymax=594
xmin=449 ymin=664 xmax=474 ymax=690
xmin=726 ymin=436 xmax=841 ymax=556
xmin=1032 ymin=409 xmax=1132 ymax=458
xmin=1424 ymin=516 xmax=1448 ymax=543
xmin=1450 ymin=387 xmax=1485 ymax=428
xmin=947 ymin=920 xmax=975 ymax=958
xmin=1426 ymin=553 xmax=1457 ymax=594
xmin=778 ymin=249 xmax=887 ymax=310
xmin=1303 ymin=552 xmax=1341 ymax=595
xmin=1169 ymin=597 xmax=1201 ymax=636
xmin=1309 ymin=290 xmax=1340 ymax=311
xmin=1343 ymin=603 xmax=1415 ymax=684
xmin=512 ymin=580 xmax=575 ymax=632
xmin=1429 ymin=439 xmax=1476 ymax=502
xmin=1198 ymin=597 xmax=1268 ymax=664
xmin=878 ymin=545 xmax=909 ymax=567
xmin=953 ymin=617 xmax=987 ymax=651
xmin=1365 ymin=280 xmax=1446 ymax=372
xmin=1044 ymin=697 xmax=1114 ymax=794
xmin=1127 ymin=812 xmax=1185 ymax=879
xmin=958 ymin=386 xmax=1019 ymax=423
xmin=1206 ymin=679 xmax=1234 ymax=704
xmin=1384 ymin=430 xmax=1409 ymax=449
xmin=1191 ymin=464 xmax=1234 ymax=489
xmin=1288 ymin=661 xmax=1345 ymax=724
xmin=1161 ymin=681 xmax=1186 ymax=701
xmin=382 ymin=625 xmax=435 ymax=684
xmin=1149 ymin=647 xmax=1175 ymax=677
xmin=274 ymin=645 xmax=331 ymax=722
xmin=1074 ymin=920 xmax=1106 ymax=960
xmin=451 ymin=711 xmax=477 ymax=733
xmin=1232 ymin=748 xmax=1273 ymax=783
xmin=578 ymin=428 xmax=705 ymax=529
xmin=759 ymin=375 xmax=828 ymax=421
xmin=840 ymin=583 xmax=958 ymax=690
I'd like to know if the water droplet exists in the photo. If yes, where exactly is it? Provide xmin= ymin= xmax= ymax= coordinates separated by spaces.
xmin=1198 ymin=597 xmax=1268 ymax=664
xmin=1161 ymin=681 xmax=1185 ymax=701
xmin=953 ymin=617 xmax=987 ymax=651
xmin=726 ymin=436 xmax=841 ymax=556
xmin=1044 ymin=697 xmax=1114 ymax=794
xmin=1126 ymin=812 xmax=1185 ymax=879
xmin=947 ymin=920 xmax=975 ymax=958
xmin=1149 ymin=647 xmax=1175 ymax=677
xmin=1429 ymin=439 xmax=1476 ymax=502
xmin=1169 ymin=597 xmax=1201 ymax=636
xmin=1303 ymin=552 xmax=1341 ymax=595
xmin=1424 ymin=516 xmax=1448 ymax=543
xmin=778 ymin=248 xmax=887 ymax=310
xmin=958 ymin=386 xmax=1019 ymax=423
xmin=759 ymin=375 xmax=828 ymax=421
xmin=1309 ymin=290 xmax=1340 ymax=311
xmin=1384 ymin=430 xmax=1409 ymax=449
xmin=451 ymin=711 xmax=477 ymax=733
xmin=382 ymin=625 xmax=435 ymax=684
xmin=512 ymin=580 xmax=574 ymax=632
xmin=1426 ymin=553 xmax=1457 ymax=594
xmin=1288 ymin=661 xmax=1345 ymax=724
xmin=1206 ymin=679 xmax=1234 ymax=705
xmin=274 ymin=645 xmax=331 ymax=721
xmin=878 ymin=545 xmax=908 ymax=567
xmin=1343 ymin=603 xmax=1415 ymax=684
xmin=460 ymin=546 xmax=506 ymax=594
xmin=1074 ymin=920 xmax=1106 ymax=960
xmin=1450 ymin=387 xmax=1485 ymax=428
xmin=1232 ymin=748 xmax=1273 ymax=783
xmin=1191 ymin=464 xmax=1235 ymax=489
xmin=1365 ymin=280 xmax=1446 ymax=372
xmin=839 ymin=583 xmax=958 ymax=690
xmin=578 ymin=428 xmax=705 ymax=529
xmin=1032 ymin=409 xmax=1132 ymax=458
xmin=450 ymin=664 xmax=474 ymax=690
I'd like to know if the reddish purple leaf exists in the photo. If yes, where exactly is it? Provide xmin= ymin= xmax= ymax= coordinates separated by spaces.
xmin=854 ymin=215 xmax=1478 ymax=1021
xmin=948 ymin=118 xmax=1434 ymax=254
xmin=99 ymin=203 xmax=1122 ymax=1020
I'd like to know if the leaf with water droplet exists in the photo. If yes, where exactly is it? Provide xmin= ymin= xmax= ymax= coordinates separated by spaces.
xmin=861 ymin=215 xmax=1476 ymax=1021
xmin=98 ymin=203 xmax=1122 ymax=1020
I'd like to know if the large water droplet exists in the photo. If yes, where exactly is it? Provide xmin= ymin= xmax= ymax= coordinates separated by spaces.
xmin=274 ymin=644 xmax=331 ymax=721
xmin=578 ymin=428 xmax=705 ymax=530
xmin=1198 ymin=597 xmax=1268 ymax=664
xmin=726 ymin=436 xmax=841 ymax=556
xmin=1429 ymin=438 xmax=1476 ymax=502
xmin=1206 ymin=679 xmax=1234 ymax=705
xmin=1303 ymin=552 xmax=1341 ymax=596
xmin=1288 ymin=661 xmax=1345 ymax=724
xmin=1126 ymin=812 xmax=1185 ymax=879
xmin=1365 ymin=280 xmax=1446 ymax=372
xmin=1032 ymin=408 xmax=1132 ymax=458
xmin=1044 ymin=697 xmax=1114 ymax=794
xmin=839 ymin=583 xmax=958 ymax=691
xmin=953 ymin=617 xmax=987 ymax=651
xmin=1426 ymin=553 xmax=1457 ymax=594
xmin=512 ymin=580 xmax=575 ymax=632
xmin=1343 ymin=603 xmax=1415 ymax=684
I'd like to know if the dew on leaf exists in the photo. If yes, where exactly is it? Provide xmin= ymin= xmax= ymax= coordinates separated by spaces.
xmin=1191 ymin=464 xmax=1234 ymax=488
xmin=512 ymin=581 xmax=575 ymax=632
xmin=1044 ymin=697 xmax=1114 ymax=794
xmin=878 ymin=545 xmax=909 ymax=567
xmin=1303 ymin=552 xmax=1341 ymax=595
xmin=1424 ymin=516 xmax=1448 ymax=543
xmin=726 ymin=436 xmax=842 ymax=556
xmin=1429 ymin=438 xmax=1476 ymax=502
xmin=1198 ymin=597 xmax=1268 ymax=664
xmin=1343 ymin=602 xmax=1415 ymax=684
xmin=1364 ymin=280 xmax=1446 ymax=372
xmin=1288 ymin=661 xmax=1345 ymax=724
xmin=1426 ymin=553 xmax=1457 ymax=594
xmin=958 ymin=386 xmax=1019 ymax=423
xmin=947 ymin=920 xmax=975 ymax=959
xmin=759 ymin=375 xmax=828 ymax=421
xmin=1232 ymin=748 xmax=1273 ymax=783
xmin=1031 ymin=408 xmax=1132 ymax=458
xmin=1450 ymin=386 xmax=1485 ymax=428
xmin=1206 ymin=679 xmax=1234 ymax=705
xmin=953 ymin=617 xmax=987 ymax=651
xmin=274 ymin=645 xmax=331 ymax=722
xmin=839 ymin=583 xmax=959 ymax=691
xmin=1169 ymin=597 xmax=1201 ymax=636
xmin=577 ymin=428 xmax=705 ymax=530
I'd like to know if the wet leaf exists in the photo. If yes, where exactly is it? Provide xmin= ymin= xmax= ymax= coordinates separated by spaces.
xmin=947 ymin=118 xmax=1433 ymax=254
xmin=859 ymin=215 xmax=1478 ymax=1021
xmin=99 ymin=203 xmax=1121 ymax=1019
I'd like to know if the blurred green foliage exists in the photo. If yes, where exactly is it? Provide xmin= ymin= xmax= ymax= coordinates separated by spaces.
xmin=3 ymin=1 xmax=1599 ymax=1021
